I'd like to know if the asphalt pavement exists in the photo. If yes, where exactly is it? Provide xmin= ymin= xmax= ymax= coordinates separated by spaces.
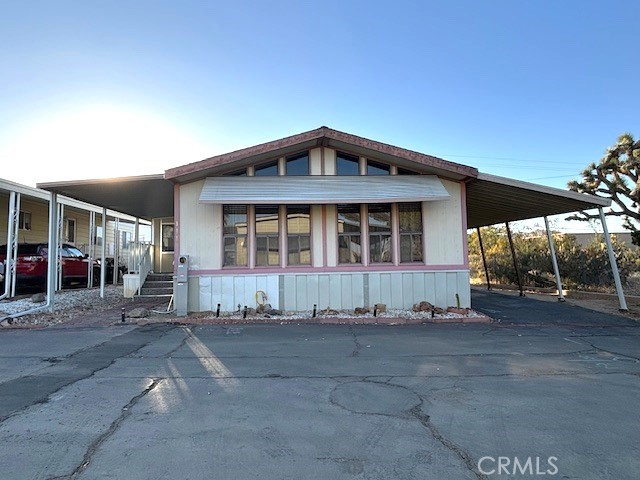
xmin=0 ymin=291 xmax=639 ymax=479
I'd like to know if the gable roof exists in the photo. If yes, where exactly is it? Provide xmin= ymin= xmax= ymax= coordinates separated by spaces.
xmin=164 ymin=126 xmax=478 ymax=183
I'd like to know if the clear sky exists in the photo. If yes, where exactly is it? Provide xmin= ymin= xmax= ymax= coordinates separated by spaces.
xmin=1 ymin=0 xmax=638 ymax=232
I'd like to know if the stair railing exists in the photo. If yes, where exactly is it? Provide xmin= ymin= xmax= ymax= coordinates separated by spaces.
xmin=137 ymin=243 xmax=153 ymax=295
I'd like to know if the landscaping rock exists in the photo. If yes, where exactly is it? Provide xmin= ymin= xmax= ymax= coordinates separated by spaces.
xmin=447 ymin=307 xmax=470 ymax=315
xmin=375 ymin=303 xmax=387 ymax=313
xmin=246 ymin=307 xmax=257 ymax=316
xmin=412 ymin=301 xmax=433 ymax=312
xmin=256 ymin=303 xmax=272 ymax=314
xmin=127 ymin=307 xmax=149 ymax=318
xmin=354 ymin=307 xmax=370 ymax=315
xmin=264 ymin=308 xmax=282 ymax=316
xmin=320 ymin=308 xmax=339 ymax=315
xmin=31 ymin=293 xmax=46 ymax=303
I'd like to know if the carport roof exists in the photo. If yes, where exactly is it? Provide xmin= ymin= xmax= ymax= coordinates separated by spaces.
xmin=466 ymin=173 xmax=611 ymax=229
xmin=37 ymin=174 xmax=174 ymax=219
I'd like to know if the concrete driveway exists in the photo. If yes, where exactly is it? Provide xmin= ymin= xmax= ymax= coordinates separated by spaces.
xmin=0 ymin=292 xmax=639 ymax=479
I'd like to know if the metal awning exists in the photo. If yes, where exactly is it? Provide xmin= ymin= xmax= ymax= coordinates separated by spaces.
xmin=38 ymin=174 xmax=174 ymax=219
xmin=199 ymin=175 xmax=450 ymax=204
xmin=466 ymin=173 xmax=611 ymax=229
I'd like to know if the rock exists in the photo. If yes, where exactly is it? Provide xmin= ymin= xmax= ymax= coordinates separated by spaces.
xmin=354 ymin=307 xmax=370 ymax=315
xmin=31 ymin=293 xmax=46 ymax=303
xmin=257 ymin=303 xmax=272 ymax=314
xmin=320 ymin=308 xmax=339 ymax=316
xmin=0 ymin=318 xmax=12 ymax=327
xmin=375 ymin=303 xmax=387 ymax=313
xmin=446 ymin=307 xmax=470 ymax=315
xmin=127 ymin=307 xmax=149 ymax=318
xmin=434 ymin=307 xmax=445 ymax=314
xmin=245 ymin=307 xmax=257 ymax=316
xmin=412 ymin=301 xmax=433 ymax=312
xmin=264 ymin=308 xmax=282 ymax=316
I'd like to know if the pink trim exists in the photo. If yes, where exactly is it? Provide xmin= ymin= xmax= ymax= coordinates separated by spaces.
xmin=189 ymin=263 xmax=468 ymax=276
xmin=173 ymin=184 xmax=180 ymax=274
xmin=460 ymin=181 xmax=469 ymax=268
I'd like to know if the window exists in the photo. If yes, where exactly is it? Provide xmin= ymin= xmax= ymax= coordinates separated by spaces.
xmin=336 ymin=152 xmax=360 ymax=175
xmin=397 ymin=167 xmax=419 ymax=175
xmin=18 ymin=211 xmax=31 ymax=231
xmin=121 ymin=231 xmax=130 ymax=249
xmin=254 ymin=160 xmax=279 ymax=176
xmin=223 ymin=206 xmax=247 ymax=266
xmin=255 ymin=205 xmax=280 ymax=266
xmin=367 ymin=160 xmax=390 ymax=175
xmin=287 ymin=205 xmax=310 ymax=265
xmin=285 ymin=153 xmax=309 ymax=175
xmin=368 ymin=204 xmax=392 ymax=263
xmin=399 ymin=203 xmax=423 ymax=263
xmin=337 ymin=204 xmax=361 ymax=264
xmin=161 ymin=223 xmax=174 ymax=252
xmin=94 ymin=225 xmax=103 ymax=246
xmin=65 ymin=218 xmax=76 ymax=243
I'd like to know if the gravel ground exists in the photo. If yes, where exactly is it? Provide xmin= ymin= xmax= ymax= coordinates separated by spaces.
xmin=0 ymin=286 xmax=128 ymax=327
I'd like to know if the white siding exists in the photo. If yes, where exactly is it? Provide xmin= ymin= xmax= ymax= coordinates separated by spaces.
xmin=423 ymin=179 xmax=464 ymax=265
xmin=179 ymin=180 xmax=221 ymax=270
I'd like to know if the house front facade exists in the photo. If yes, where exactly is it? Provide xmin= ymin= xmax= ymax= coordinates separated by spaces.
xmin=165 ymin=127 xmax=475 ymax=313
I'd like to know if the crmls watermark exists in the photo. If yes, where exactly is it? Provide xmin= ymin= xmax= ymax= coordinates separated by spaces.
xmin=477 ymin=456 xmax=558 ymax=476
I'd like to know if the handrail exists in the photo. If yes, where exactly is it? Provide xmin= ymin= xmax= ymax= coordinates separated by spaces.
xmin=137 ymin=244 xmax=152 ymax=295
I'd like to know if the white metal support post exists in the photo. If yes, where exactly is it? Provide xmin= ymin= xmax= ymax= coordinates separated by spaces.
xmin=56 ymin=203 xmax=64 ymax=291
xmin=113 ymin=217 xmax=119 ymax=286
xmin=100 ymin=209 xmax=106 ymax=299
xmin=47 ymin=193 xmax=58 ymax=312
xmin=598 ymin=207 xmax=628 ymax=311
xmin=134 ymin=218 xmax=140 ymax=273
xmin=2 ymin=192 xmax=18 ymax=300
xmin=87 ymin=211 xmax=95 ymax=288
xmin=9 ymin=192 xmax=20 ymax=298
xmin=544 ymin=217 xmax=565 ymax=302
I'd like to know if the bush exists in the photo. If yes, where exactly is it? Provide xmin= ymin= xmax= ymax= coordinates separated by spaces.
xmin=469 ymin=226 xmax=640 ymax=291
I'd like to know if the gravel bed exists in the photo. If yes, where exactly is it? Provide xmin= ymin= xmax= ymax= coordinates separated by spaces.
xmin=0 ymin=286 xmax=127 ymax=327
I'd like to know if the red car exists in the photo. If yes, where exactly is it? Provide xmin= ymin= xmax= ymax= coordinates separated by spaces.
xmin=0 ymin=243 xmax=96 ymax=291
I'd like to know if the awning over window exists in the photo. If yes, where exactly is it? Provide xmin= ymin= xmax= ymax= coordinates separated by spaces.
xmin=199 ymin=175 xmax=450 ymax=204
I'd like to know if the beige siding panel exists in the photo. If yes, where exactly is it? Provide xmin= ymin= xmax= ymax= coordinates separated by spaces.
xmin=309 ymin=148 xmax=322 ymax=175
xmin=318 ymin=274 xmax=330 ymax=308
xmin=188 ymin=277 xmax=200 ymax=312
xmin=179 ymin=180 xmax=219 ymax=270
xmin=311 ymin=205 xmax=324 ymax=267
xmin=199 ymin=276 xmax=212 ymax=313
xmin=423 ymin=179 xmax=463 ymax=266
xmin=189 ymin=270 xmax=470 ymax=312
xmin=325 ymin=205 xmax=338 ymax=267
xmin=323 ymin=148 xmax=336 ymax=175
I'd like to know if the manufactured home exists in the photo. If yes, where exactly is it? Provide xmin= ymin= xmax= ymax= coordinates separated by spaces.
xmin=33 ymin=126 xmax=621 ymax=314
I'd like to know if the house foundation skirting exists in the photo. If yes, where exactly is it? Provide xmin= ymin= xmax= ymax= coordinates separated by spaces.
xmin=187 ymin=270 xmax=470 ymax=313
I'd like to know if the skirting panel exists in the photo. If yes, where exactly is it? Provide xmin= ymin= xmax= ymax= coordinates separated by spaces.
xmin=188 ymin=270 xmax=470 ymax=313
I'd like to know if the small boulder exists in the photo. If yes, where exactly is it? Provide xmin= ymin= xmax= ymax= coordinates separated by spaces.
xmin=446 ymin=307 xmax=470 ymax=315
xmin=245 ymin=307 xmax=257 ymax=316
xmin=264 ymin=308 xmax=282 ymax=316
xmin=354 ymin=307 xmax=370 ymax=315
xmin=31 ymin=293 xmax=46 ymax=303
xmin=375 ymin=304 xmax=387 ymax=313
xmin=257 ymin=303 xmax=272 ymax=314
xmin=320 ymin=308 xmax=339 ymax=316
xmin=127 ymin=307 xmax=149 ymax=319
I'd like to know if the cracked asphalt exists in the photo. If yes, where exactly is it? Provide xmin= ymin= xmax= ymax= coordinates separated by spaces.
xmin=1 ymin=290 xmax=640 ymax=479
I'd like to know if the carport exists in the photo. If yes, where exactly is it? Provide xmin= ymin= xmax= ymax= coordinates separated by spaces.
xmin=466 ymin=173 xmax=626 ymax=310
xmin=0 ymin=178 xmax=154 ymax=319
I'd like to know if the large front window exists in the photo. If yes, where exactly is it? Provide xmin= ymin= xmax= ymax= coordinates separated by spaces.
xmin=287 ymin=205 xmax=311 ymax=265
xmin=255 ymin=205 xmax=280 ymax=266
xmin=338 ymin=204 xmax=361 ymax=264
xmin=368 ymin=204 xmax=392 ymax=263
xmin=223 ymin=206 xmax=247 ymax=266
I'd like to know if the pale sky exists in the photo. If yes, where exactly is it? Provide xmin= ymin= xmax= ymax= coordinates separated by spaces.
xmin=1 ymin=0 xmax=638 ymax=233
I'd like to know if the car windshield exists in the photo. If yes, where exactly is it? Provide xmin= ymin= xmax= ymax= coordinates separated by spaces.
xmin=65 ymin=246 xmax=86 ymax=258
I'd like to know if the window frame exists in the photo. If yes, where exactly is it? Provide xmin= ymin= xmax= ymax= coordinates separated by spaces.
xmin=254 ymin=205 xmax=280 ymax=267
xmin=367 ymin=203 xmax=393 ymax=264
xmin=65 ymin=217 xmax=77 ymax=244
xmin=223 ymin=205 xmax=248 ymax=267
xmin=18 ymin=211 xmax=32 ymax=231
xmin=286 ymin=205 xmax=311 ymax=266
xmin=337 ymin=204 xmax=362 ymax=264
xmin=398 ymin=202 xmax=424 ymax=264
